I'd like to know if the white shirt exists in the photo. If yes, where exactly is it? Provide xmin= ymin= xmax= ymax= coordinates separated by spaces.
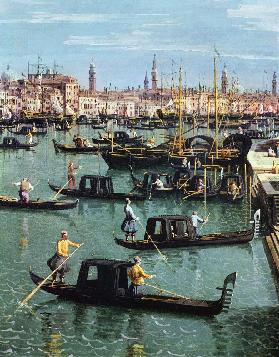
xmin=191 ymin=214 xmax=204 ymax=228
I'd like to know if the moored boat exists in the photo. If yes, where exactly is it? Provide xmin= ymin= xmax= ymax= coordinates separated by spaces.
xmin=0 ymin=137 xmax=37 ymax=150
xmin=114 ymin=212 xmax=259 ymax=250
xmin=52 ymin=139 xmax=109 ymax=153
xmin=48 ymin=175 xmax=146 ymax=200
xmin=218 ymin=173 xmax=245 ymax=201
xmin=29 ymin=258 xmax=237 ymax=316
xmin=0 ymin=195 xmax=78 ymax=210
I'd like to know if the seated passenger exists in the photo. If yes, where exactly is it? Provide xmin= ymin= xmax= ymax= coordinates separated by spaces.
xmin=197 ymin=178 xmax=205 ymax=193
xmin=152 ymin=176 xmax=164 ymax=190
xmin=268 ymin=147 xmax=276 ymax=157
xmin=228 ymin=181 xmax=240 ymax=197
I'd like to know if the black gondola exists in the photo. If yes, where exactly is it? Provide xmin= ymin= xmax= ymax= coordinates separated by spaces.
xmin=29 ymin=258 xmax=237 ymax=316
xmin=8 ymin=124 xmax=48 ymax=135
xmin=115 ymin=212 xmax=259 ymax=250
xmin=218 ymin=173 xmax=245 ymax=202
xmin=92 ymin=131 xmax=143 ymax=145
xmin=101 ymin=148 xmax=168 ymax=169
xmin=52 ymin=139 xmax=109 ymax=153
xmin=182 ymin=174 xmax=218 ymax=199
xmin=48 ymin=175 xmax=146 ymax=200
xmin=129 ymin=167 xmax=175 ymax=195
xmin=0 ymin=195 xmax=78 ymax=210
xmin=0 ymin=137 xmax=37 ymax=149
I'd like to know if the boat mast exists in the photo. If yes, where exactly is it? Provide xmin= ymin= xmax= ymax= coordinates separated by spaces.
xmin=214 ymin=57 xmax=219 ymax=158
xmin=178 ymin=66 xmax=183 ymax=153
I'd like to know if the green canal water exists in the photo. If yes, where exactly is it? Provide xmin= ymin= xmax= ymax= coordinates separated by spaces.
xmin=0 ymin=127 xmax=278 ymax=356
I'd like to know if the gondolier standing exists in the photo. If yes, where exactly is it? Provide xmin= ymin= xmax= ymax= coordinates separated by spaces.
xmin=191 ymin=211 xmax=207 ymax=239
xmin=47 ymin=230 xmax=81 ymax=283
xmin=67 ymin=161 xmax=79 ymax=189
xmin=128 ymin=256 xmax=154 ymax=296
xmin=121 ymin=198 xmax=139 ymax=241
xmin=13 ymin=178 xmax=34 ymax=203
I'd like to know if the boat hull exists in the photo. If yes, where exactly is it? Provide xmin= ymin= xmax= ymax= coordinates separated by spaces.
xmin=115 ymin=228 xmax=254 ymax=250
xmin=29 ymin=270 xmax=232 ymax=316
xmin=48 ymin=182 xmax=146 ymax=201
xmin=0 ymin=196 xmax=78 ymax=210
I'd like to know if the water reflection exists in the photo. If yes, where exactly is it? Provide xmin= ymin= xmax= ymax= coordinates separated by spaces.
xmin=126 ymin=312 xmax=145 ymax=357
xmin=41 ymin=312 xmax=63 ymax=357
xmin=19 ymin=216 xmax=29 ymax=250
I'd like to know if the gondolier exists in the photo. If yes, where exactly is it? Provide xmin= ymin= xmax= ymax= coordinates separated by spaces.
xmin=128 ymin=256 xmax=154 ymax=296
xmin=67 ymin=161 xmax=79 ymax=189
xmin=191 ymin=211 xmax=207 ymax=239
xmin=121 ymin=198 xmax=139 ymax=241
xmin=47 ymin=230 xmax=81 ymax=283
xmin=13 ymin=178 xmax=34 ymax=203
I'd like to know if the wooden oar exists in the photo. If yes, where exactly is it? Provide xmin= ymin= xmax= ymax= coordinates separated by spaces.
xmin=182 ymin=190 xmax=201 ymax=200
xmin=143 ymin=282 xmax=190 ymax=300
xmin=19 ymin=243 xmax=84 ymax=307
xmin=138 ymin=221 xmax=168 ymax=262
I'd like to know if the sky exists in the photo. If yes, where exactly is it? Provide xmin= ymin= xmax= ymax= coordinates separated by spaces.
xmin=0 ymin=0 xmax=278 ymax=91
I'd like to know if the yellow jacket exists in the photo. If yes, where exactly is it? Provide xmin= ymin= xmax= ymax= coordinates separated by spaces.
xmin=128 ymin=264 xmax=152 ymax=285
xmin=56 ymin=239 xmax=80 ymax=257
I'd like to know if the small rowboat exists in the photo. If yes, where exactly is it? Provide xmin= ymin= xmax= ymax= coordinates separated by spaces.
xmin=0 ymin=195 xmax=79 ymax=210
xmin=29 ymin=258 xmax=237 ymax=316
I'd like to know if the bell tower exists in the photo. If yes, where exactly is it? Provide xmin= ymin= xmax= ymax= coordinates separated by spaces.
xmin=89 ymin=59 xmax=96 ymax=92
xmin=272 ymin=72 xmax=277 ymax=96
xmin=151 ymin=54 xmax=158 ymax=90
xmin=221 ymin=64 xmax=228 ymax=95
xmin=144 ymin=71 xmax=149 ymax=90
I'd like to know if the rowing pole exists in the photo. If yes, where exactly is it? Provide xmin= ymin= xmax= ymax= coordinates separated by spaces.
xmin=143 ymin=282 xmax=190 ymax=300
xmin=138 ymin=221 xmax=168 ymax=262
xmin=19 ymin=243 xmax=84 ymax=307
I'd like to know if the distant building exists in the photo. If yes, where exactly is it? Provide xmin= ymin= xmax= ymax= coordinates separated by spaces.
xmin=144 ymin=71 xmax=149 ymax=90
xmin=151 ymin=54 xmax=158 ymax=90
xmin=272 ymin=72 xmax=277 ymax=96
xmin=89 ymin=60 xmax=96 ymax=93
xmin=221 ymin=64 xmax=228 ymax=95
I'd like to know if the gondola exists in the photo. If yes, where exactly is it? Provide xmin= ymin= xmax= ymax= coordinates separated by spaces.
xmin=115 ymin=212 xmax=260 ymax=250
xmin=92 ymin=131 xmax=143 ymax=145
xmin=29 ymin=258 xmax=237 ymax=316
xmin=218 ymin=173 xmax=245 ymax=202
xmin=0 ymin=195 xmax=78 ymax=210
xmin=0 ymin=137 xmax=37 ymax=150
xmin=129 ymin=166 xmax=176 ymax=195
xmin=52 ymin=139 xmax=109 ymax=153
xmin=182 ymin=174 xmax=218 ymax=199
xmin=48 ymin=175 xmax=146 ymax=200
xmin=101 ymin=148 xmax=169 ymax=169
xmin=8 ymin=125 xmax=47 ymax=136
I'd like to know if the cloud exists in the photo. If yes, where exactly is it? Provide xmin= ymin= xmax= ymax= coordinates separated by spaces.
xmin=228 ymin=4 xmax=279 ymax=33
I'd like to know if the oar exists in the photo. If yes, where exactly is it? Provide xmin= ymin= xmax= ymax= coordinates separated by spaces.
xmin=138 ymin=221 xmax=168 ymax=262
xmin=182 ymin=191 xmax=201 ymax=200
xmin=19 ymin=243 xmax=84 ymax=307
xmin=200 ymin=213 xmax=210 ymax=232
xmin=143 ymin=282 xmax=190 ymax=300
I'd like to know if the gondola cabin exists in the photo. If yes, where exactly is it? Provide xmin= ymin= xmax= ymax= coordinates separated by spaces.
xmin=76 ymin=259 xmax=133 ymax=297
xmin=79 ymin=175 xmax=114 ymax=196
xmin=219 ymin=174 xmax=245 ymax=201
xmin=183 ymin=174 xmax=218 ymax=199
xmin=3 ymin=137 xmax=19 ymax=146
xmin=144 ymin=215 xmax=195 ymax=242
xmin=130 ymin=169 xmax=174 ymax=194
